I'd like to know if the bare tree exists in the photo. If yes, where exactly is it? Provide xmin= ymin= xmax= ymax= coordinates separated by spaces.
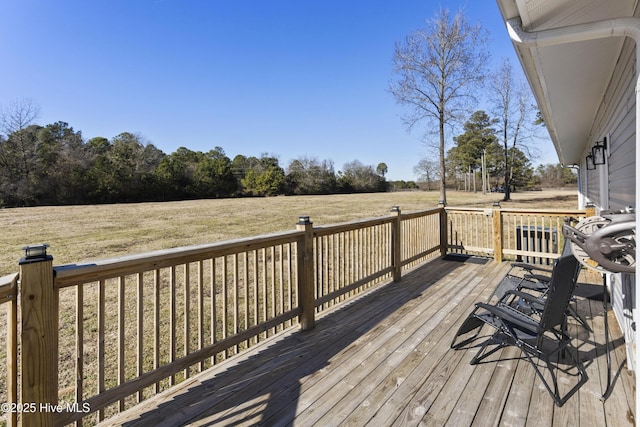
xmin=413 ymin=158 xmax=439 ymax=191
xmin=0 ymin=98 xmax=40 ymax=137
xmin=0 ymin=99 xmax=41 ymax=178
xmin=491 ymin=58 xmax=536 ymax=201
xmin=390 ymin=8 xmax=489 ymax=205
xmin=0 ymin=99 xmax=41 ymax=205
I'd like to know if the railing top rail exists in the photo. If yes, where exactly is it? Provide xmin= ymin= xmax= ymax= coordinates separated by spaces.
xmin=399 ymin=207 xmax=443 ymax=220
xmin=54 ymin=229 xmax=305 ymax=289
xmin=498 ymin=208 xmax=586 ymax=215
xmin=446 ymin=206 xmax=586 ymax=215
xmin=0 ymin=272 xmax=18 ymax=302
xmin=313 ymin=215 xmax=395 ymax=236
xmin=313 ymin=208 xmax=443 ymax=237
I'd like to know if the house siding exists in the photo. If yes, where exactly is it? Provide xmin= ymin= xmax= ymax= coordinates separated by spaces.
xmin=586 ymin=38 xmax=636 ymax=209
xmin=585 ymin=36 xmax=636 ymax=368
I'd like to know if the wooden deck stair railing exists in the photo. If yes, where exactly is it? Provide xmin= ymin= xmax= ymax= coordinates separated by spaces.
xmin=0 ymin=206 xmax=587 ymax=426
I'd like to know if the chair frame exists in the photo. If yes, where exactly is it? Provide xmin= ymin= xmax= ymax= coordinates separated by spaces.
xmin=452 ymin=252 xmax=587 ymax=406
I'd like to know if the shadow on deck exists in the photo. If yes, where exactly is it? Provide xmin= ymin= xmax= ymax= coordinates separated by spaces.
xmin=103 ymin=257 xmax=635 ymax=426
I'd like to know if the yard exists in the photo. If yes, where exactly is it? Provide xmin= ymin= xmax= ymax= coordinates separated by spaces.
xmin=0 ymin=189 xmax=578 ymax=274
xmin=8 ymin=188 xmax=627 ymax=426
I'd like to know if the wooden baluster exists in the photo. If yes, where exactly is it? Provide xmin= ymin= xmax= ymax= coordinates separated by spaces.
xmin=391 ymin=206 xmax=402 ymax=282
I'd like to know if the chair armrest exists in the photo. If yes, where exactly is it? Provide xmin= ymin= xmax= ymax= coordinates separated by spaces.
xmin=524 ymin=273 xmax=551 ymax=283
xmin=475 ymin=302 xmax=537 ymax=332
xmin=510 ymin=262 xmax=553 ymax=274
xmin=503 ymin=290 xmax=545 ymax=307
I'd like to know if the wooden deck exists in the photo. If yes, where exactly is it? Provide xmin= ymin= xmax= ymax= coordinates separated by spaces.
xmin=102 ymin=256 xmax=635 ymax=426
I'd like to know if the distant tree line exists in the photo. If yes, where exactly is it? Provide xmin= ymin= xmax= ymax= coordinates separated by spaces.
xmin=0 ymin=102 xmax=570 ymax=208
xmin=0 ymin=119 xmax=391 ymax=207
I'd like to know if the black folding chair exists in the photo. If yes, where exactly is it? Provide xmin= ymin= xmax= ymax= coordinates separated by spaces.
xmin=450 ymin=234 xmax=588 ymax=350
xmin=453 ymin=254 xmax=587 ymax=406
xmin=506 ymin=238 xmax=592 ymax=332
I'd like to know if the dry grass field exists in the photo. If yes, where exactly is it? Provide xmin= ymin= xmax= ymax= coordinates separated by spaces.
xmin=0 ymin=189 xmax=578 ymax=275
xmin=0 ymin=189 xmax=580 ymax=424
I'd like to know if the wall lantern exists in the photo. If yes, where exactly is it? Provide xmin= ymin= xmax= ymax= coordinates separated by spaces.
xmin=592 ymin=137 xmax=607 ymax=165
xmin=585 ymin=153 xmax=596 ymax=170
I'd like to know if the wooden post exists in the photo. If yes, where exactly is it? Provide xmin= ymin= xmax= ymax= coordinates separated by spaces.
xmin=296 ymin=216 xmax=315 ymax=330
xmin=439 ymin=207 xmax=448 ymax=258
xmin=492 ymin=203 xmax=503 ymax=263
xmin=390 ymin=206 xmax=402 ymax=282
xmin=19 ymin=245 xmax=58 ymax=427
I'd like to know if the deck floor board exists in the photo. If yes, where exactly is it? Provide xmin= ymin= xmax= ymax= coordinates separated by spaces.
xmin=101 ymin=257 xmax=635 ymax=427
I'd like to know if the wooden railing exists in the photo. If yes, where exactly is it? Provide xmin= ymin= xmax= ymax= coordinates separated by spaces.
xmin=445 ymin=206 xmax=587 ymax=263
xmin=0 ymin=205 xmax=585 ymax=426
xmin=0 ymin=273 xmax=18 ymax=427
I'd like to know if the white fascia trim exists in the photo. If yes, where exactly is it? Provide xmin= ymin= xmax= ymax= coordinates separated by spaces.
xmin=507 ymin=16 xmax=640 ymax=47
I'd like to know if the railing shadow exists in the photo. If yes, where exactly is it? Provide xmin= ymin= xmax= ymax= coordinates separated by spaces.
xmin=117 ymin=256 xmax=468 ymax=426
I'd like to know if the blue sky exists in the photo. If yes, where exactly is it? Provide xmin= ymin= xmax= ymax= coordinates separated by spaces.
xmin=1 ymin=1 xmax=558 ymax=180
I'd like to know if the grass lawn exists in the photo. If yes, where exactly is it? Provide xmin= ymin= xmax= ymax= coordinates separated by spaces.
xmin=0 ymin=188 xmax=580 ymax=423
xmin=0 ymin=189 xmax=578 ymax=274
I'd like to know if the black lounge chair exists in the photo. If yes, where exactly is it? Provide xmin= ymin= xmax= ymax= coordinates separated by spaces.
xmin=450 ymin=235 xmax=589 ymax=346
xmin=449 ymin=243 xmax=580 ymax=349
xmin=451 ymin=253 xmax=587 ymax=406
xmin=503 ymin=233 xmax=573 ymax=293
xmin=504 ymin=239 xmax=592 ymax=332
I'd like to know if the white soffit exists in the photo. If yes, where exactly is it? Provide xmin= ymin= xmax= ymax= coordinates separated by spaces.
xmin=506 ymin=0 xmax=635 ymax=164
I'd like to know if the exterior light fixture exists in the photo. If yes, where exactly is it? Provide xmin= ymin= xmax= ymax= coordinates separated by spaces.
xmin=297 ymin=215 xmax=311 ymax=225
xmin=592 ymin=136 xmax=607 ymax=165
xmin=586 ymin=153 xmax=596 ymax=170
xmin=20 ymin=243 xmax=52 ymax=264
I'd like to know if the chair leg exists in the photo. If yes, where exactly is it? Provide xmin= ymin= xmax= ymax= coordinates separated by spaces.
xmin=523 ymin=346 xmax=588 ymax=407
xmin=470 ymin=333 xmax=510 ymax=365
xmin=451 ymin=313 xmax=485 ymax=349
xmin=568 ymin=302 xmax=593 ymax=332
